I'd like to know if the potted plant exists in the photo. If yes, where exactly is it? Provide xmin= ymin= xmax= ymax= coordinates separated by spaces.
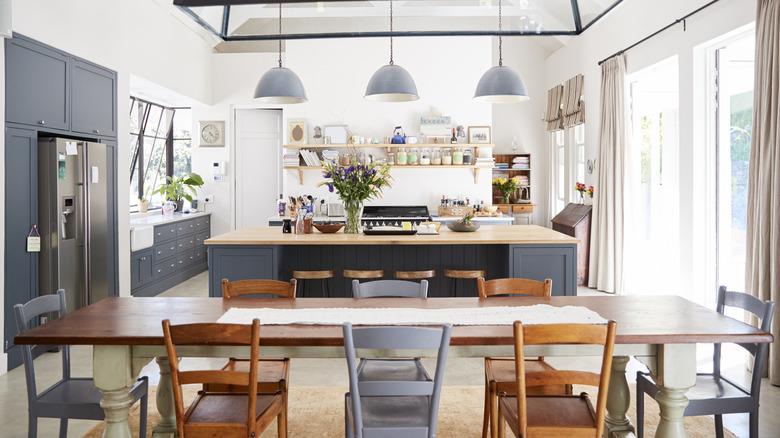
xmin=137 ymin=186 xmax=151 ymax=213
xmin=152 ymin=172 xmax=205 ymax=212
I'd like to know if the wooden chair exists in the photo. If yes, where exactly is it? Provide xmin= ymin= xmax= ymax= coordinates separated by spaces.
xmin=14 ymin=289 xmax=148 ymax=438
xmin=292 ymin=269 xmax=334 ymax=297
xmin=444 ymin=269 xmax=486 ymax=297
xmin=162 ymin=318 xmax=286 ymax=438
xmin=343 ymin=322 xmax=453 ymax=438
xmin=636 ymin=286 xmax=775 ymax=438
xmin=498 ymin=320 xmax=617 ymax=438
xmin=479 ymin=277 xmax=571 ymax=438
xmin=211 ymin=278 xmax=294 ymax=436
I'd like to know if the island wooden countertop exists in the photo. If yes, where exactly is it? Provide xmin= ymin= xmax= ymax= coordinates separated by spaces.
xmin=205 ymin=224 xmax=579 ymax=246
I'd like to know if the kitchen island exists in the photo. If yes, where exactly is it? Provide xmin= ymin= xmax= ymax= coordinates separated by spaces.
xmin=206 ymin=225 xmax=578 ymax=297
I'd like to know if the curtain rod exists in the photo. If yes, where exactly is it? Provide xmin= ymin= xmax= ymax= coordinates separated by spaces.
xmin=598 ymin=0 xmax=723 ymax=65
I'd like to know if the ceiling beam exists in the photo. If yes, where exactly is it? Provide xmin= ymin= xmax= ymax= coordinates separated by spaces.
xmin=174 ymin=0 xmax=368 ymax=6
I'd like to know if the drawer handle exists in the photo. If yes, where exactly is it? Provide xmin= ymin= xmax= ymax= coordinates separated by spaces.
xmin=189 ymin=224 xmax=193 ymax=228
xmin=189 ymin=240 xmax=193 ymax=244
xmin=140 ymin=257 xmax=146 ymax=261
xmin=197 ymin=253 xmax=201 ymax=257
xmin=39 ymin=120 xmax=45 ymax=125
xmin=170 ymin=246 xmax=174 ymax=250
xmin=157 ymin=269 xmax=162 ymax=273
xmin=190 ymin=256 xmax=194 ymax=260
xmin=179 ymin=244 xmax=183 ymax=248
xmin=157 ymin=251 xmax=161 ymax=255
xmin=170 ymin=229 xmax=175 ymax=233
xmin=196 ymin=223 xmax=200 ymax=226
xmin=93 ymin=129 xmax=100 ymax=134
xmin=179 ymin=260 xmax=183 ymax=264
xmin=170 ymin=264 xmax=175 ymax=268
xmin=157 ymin=232 xmax=162 ymax=236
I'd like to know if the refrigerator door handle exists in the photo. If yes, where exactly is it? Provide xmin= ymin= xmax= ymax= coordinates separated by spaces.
xmin=81 ymin=142 xmax=92 ymax=305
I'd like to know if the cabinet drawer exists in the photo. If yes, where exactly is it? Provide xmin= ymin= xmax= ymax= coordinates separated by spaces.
xmin=512 ymin=204 xmax=534 ymax=213
xmin=176 ymin=219 xmax=195 ymax=236
xmin=177 ymin=236 xmax=196 ymax=252
xmin=193 ymin=216 xmax=210 ymax=230
xmin=179 ymin=248 xmax=206 ymax=268
xmin=194 ymin=230 xmax=210 ymax=247
xmin=495 ymin=205 xmax=512 ymax=214
xmin=154 ymin=259 xmax=178 ymax=278
xmin=154 ymin=242 xmax=177 ymax=260
xmin=154 ymin=224 xmax=178 ymax=243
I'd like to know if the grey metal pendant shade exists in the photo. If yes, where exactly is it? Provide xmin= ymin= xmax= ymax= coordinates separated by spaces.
xmin=254 ymin=67 xmax=308 ymax=104
xmin=474 ymin=66 xmax=529 ymax=103
xmin=365 ymin=64 xmax=419 ymax=102
xmin=253 ymin=3 xmax=307 ymax=104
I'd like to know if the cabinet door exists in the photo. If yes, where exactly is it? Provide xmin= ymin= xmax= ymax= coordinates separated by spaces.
xmin=131 ymin=250 xmax=153 ymax=291
xmin=4 ymin=128 xmax=38 ymax=369
xmin=71 ymin=59 xmax=117 ymax=137
xmin=5 ymin=36 xmax=69 ymax=131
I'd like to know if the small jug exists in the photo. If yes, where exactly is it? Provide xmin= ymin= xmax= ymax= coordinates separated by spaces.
xmin=162 ymin=201 xmax=177 ymax=216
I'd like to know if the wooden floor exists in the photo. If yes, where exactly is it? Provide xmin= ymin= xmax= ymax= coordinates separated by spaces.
xmin=2 ymin=271 xmax=778 ymax=437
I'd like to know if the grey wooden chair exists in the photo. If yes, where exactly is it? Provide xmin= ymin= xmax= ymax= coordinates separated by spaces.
xmin=351 ymin=279 xmax=428 ymax=298
xmin=342 ymin=322 xmax=452 ymax=438
xmin=636 ymin=286 xmax=775 ymax=438
xmin=14 ymin=289 xmax=148 ymax=438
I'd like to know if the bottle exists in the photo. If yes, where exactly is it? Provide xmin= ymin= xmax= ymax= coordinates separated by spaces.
xmin=451 ymin=128 xmax=457 ymax=144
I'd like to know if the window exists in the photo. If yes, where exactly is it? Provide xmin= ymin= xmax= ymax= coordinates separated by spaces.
xmin=549 ymin=124 xmax=586 ymax=217
xmin=129 ymin=97 xmax=191 ymax=210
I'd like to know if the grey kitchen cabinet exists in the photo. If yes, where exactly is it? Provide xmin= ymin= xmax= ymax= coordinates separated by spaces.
xmin=131 ymin=215 xmax=211 ymax=297
xmin=5 ymin=35 xmax=69 ymax=132
xmin=71 ymin=58 xmax=117 ymax=137
xmin=509 ymin=244 xmax=577 ymax=296
xmin=4 ymin=127 xmax=39 ymax=370
xmin=130 ymin=249 xmax=154 ymax=290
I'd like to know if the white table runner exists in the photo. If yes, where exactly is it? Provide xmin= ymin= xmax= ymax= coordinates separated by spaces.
xmin=217 ymin=305 xmax=606 ymax=326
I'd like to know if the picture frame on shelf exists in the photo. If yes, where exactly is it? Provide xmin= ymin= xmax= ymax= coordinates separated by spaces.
xmin=288 ymin=118 xmax=307 ymax=145
xmin=323 ymin=125 xmax=348 ymax=144
xmin=468 ymin=126 xmax=491 ymax=144
xmin=198 ymin=120 xmax=225 ymax=147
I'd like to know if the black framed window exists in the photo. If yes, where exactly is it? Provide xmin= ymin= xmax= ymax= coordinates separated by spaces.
xmin=129 ymin=97 xmax=192 ymax=210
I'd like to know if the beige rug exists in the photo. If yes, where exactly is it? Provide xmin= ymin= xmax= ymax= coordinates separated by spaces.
xmin=83 ymin=385 xmax=736 ymax=437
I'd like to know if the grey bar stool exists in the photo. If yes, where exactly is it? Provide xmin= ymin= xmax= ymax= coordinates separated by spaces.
xmin=343 ymin=269 xmax=385 ymax=280
xmin=444 ymin=269 xmax=486 ymax=297
xmin=292 ymin=269 xmax=335 ymax=297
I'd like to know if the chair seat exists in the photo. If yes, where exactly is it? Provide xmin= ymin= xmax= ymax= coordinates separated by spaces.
xmin=444 ymin=269 xmax=486 ymax=279
xmin=358 ymin=358 xmax=428 ymax=383
xmin=292 ymin=270 xmax=334 ymax=279
xmin=500 ymin=394 xmax=598 ymax=437
xmin=347 ymin=394 xmax=431 ymax=432
xmin=486 ymin=357 xmax=570 ymax=395
xmin=184 ymin=392 xmax=283 ymax=437
xmin=638 ymin=372 xmax=754 ymax=416
xmin=204 ymin=358 xmax=289 ymax=393
xmin=37 ymin=377 xmax=147 ymax=419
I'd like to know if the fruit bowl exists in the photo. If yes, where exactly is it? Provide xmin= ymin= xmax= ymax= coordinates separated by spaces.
xmin=485 ymin=205 xmax=498 ymax=213
xmin=446 ymin=221 xmax=481 ymax=232
xmin=313 ymin=223 xmax=344 ymax=233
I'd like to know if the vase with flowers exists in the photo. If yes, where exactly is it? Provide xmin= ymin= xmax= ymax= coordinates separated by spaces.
xmin=575 ymin=182 xmax=594 ymax=204
xmin=493 ymin=176 xmax=521 ymax=204
xmin=319 ymin=159 xmax=393 ymax=233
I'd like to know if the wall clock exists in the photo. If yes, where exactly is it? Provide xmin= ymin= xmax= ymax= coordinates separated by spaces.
xmin=199 ymin=121 xmax=225 ymax=147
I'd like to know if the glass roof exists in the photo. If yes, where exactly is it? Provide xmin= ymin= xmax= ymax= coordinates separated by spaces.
xmin=175 ymin=0 xmax=623 ymax=41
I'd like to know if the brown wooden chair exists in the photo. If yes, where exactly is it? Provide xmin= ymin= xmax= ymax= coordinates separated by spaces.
xmin=210 ymin=278 xmax=295 ymax=436
xmin=162 ymin=318 xmax=286 ymax=438
xmin=498 ymin=320 xmax=617 ymax=438
xmin=479 ymin=277 xmax=571 ymax=438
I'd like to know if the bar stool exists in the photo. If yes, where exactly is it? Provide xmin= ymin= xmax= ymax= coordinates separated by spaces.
xmin=444 ymin=269 xmax=486 ymax=297
xmin=292 ymin=270 xmax=334 ymax=298
xmin=343 ymin=269 xmax=385 ymax=280
xmin=393 ymin=270 xmax=436 ymax=281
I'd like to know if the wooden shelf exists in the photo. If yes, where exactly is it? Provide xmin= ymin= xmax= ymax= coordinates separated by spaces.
xmin=285 ymin=143 xmax=494 ymax=151
xmin=493 ymin=154 xmax=532 ymax=204
xmin=284 ymin=164 xmax=493 ymax=184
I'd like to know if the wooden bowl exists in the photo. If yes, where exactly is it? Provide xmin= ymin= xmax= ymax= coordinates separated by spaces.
xmin=446 ymin=221 xmax=481 ymax=232
xmin=313 ymin=223 xmax=344 ymax=233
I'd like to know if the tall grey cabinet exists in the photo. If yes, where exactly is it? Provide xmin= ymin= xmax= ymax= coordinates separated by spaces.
xmin=4 ymin=34 xmax=118 ymax=369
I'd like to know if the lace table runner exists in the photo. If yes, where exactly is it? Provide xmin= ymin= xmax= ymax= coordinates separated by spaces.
xmin=217 ymin=305 xmax=606 ymax=326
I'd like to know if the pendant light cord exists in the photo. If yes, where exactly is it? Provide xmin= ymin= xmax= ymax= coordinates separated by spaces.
xmin=278 ymin=3 xmax=283 ymax=68
xmin=389 ymin=0 xmax=394 ymax=65
xmin=498 ymin=0 xmax=503 ymax=67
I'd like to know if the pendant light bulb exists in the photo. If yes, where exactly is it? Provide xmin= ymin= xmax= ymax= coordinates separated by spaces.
xmin=253 ymin=4 xmax=308 ymax=104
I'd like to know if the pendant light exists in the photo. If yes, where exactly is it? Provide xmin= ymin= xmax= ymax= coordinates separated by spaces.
xmin=474 ymin=0 xmax=529 ymax=103
xmin=364 ymin=0 xmax=419 ymax=102
xmin=254 ymin=3 xmax=308 ymax=104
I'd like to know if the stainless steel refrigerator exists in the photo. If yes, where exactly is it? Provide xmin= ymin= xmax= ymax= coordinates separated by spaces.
xmin=38 ymin=137 xmax=109 ymax=312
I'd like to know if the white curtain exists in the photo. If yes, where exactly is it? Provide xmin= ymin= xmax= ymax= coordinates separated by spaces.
xmin=588 ymin=55 xmax=627 ymax=294
xmin=745 ymin=0 xmax=780 ymax=385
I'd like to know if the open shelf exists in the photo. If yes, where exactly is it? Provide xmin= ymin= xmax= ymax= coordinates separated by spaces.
xmin=284 ymin=143 xmax=494 ymax=152
xmin=284 ymin=164 xmax=493 ymax=184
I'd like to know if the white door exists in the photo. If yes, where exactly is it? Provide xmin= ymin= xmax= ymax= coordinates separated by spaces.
xmin=234 ymin=109 xmax=282 ymax=229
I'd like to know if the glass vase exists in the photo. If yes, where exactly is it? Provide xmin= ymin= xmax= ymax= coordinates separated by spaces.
xmin=502 ymin=193 xmax=511 ymax=204
xmin=343 ymin=199 xmax=364 ymax=234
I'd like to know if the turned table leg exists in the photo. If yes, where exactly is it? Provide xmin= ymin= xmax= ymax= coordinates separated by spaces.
xmin=605 ymin=355 xmax=635 ymax=437
xmin=152 ymin=356 xmax=178 ymax=437
xmin=93 ymin=345 xmax=136 ymax=438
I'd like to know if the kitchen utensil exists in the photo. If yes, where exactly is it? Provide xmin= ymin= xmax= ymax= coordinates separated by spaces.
xmin=313 ymin=223 xmax=344 ymax=233
xmin=162 ymin=201 xmax=177 ymax=216
xmin=391 ymin=126 xmax=406 ymax=144
xmin=446 ymin=220 xmax=481 ymax=232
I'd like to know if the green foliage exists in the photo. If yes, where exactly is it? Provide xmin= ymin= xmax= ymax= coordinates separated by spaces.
xmin=152 ymin=172 xmax=204 ymax=203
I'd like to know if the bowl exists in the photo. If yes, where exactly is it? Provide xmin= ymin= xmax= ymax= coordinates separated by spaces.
xmin=313 ymin=223 xmax=344 ymax=233
xmin=419 ymin=221 xmax=441 ymax=232
xmin=446 ymin=220 xmax=481 ymax=232
xmin=485 ymin=205 xmax=498 ymax=213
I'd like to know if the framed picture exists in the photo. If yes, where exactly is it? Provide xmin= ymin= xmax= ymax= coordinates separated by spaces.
xmin=468 ymin=126 xmax=491 ymax=144
xmin=323 ymin=125 xmax=348 ymax=144
xmin=288 ymin=119 xmax=307 ymax=145
xmin=198 ymin=120 xmax=225 ymax=147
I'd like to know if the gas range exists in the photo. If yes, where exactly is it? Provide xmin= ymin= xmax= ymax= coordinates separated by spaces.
xmin=360 ymin=205 xmax=432 ymax=227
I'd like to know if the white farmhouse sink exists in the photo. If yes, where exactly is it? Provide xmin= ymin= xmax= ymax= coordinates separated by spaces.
xmin=130 ymin=226 xmax=154 ymax=252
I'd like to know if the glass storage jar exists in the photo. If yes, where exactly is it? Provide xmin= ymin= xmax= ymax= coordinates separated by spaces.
xmin=396 ymin=148 xmax=408 ymax=165
xmin=463 ymin=147 xmax=473 ymax=165
xmin=431 ymin=148 xmax=442 ymax=165
xmin=420 ymin=148 xmax=431 ymax=165
xmin=407 ymin=147 xmax=419 ymax=165
xmin=387 ymin=152 xmax=395 ymax=165
xmin=442 ymin=147 xmax=453 ymax=165
xmin=453 ymin=147 xmax=464 ymax=165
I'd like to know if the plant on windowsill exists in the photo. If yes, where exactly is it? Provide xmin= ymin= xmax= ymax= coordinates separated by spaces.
xmin=137 ymin=186 xmax=152 ymax=213
xmin=152 ymin=172 xmax=204 ymax=212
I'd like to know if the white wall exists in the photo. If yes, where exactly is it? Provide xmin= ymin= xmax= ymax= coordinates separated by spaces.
xmin=0 ymin=0 xmax=215 ymax=372
xmin=544 ymin=0 xmax=756 ymax=299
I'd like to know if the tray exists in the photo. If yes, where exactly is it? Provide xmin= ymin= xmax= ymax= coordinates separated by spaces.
xmin=363 ymin=227 xmax=418 ymax=236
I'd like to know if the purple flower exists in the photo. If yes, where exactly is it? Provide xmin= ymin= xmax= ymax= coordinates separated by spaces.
xmin=328 ymin=184 xmax=334 ymax=192
xmin=324 ymin=172 xmax=331 ymax=178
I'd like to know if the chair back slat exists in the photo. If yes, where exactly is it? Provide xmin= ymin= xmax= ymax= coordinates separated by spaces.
xmin=352 ymin=279 xmax=428 ymax=298
xmin=358 ymin=380 xmax=435 ymax=396
xmin=478 ymin=277 xmax=552 ymax=298
xmin=177 ymin=370 xmax=250 ymax=387
xmin=167 ymin=322 xmax=254 ymax=345
xmin=525 ymin=370 xmax=601 ymax=388
xmin=350 ymin=325 xmax=445 ymax=349
xmin=522 ymin=323 xmax=609 ymax=345
xmin=222 ymin=278 xmax=296 ymax=298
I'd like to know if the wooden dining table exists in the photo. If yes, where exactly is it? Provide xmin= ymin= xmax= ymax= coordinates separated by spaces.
xmin=13 ymin=295 xmax=773 ymax=438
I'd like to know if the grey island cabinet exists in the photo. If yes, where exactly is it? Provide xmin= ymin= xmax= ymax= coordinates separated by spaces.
xmin=205 ymin=225 xmax=578 ymax=298
xmin=130 ymin=213 xmax=211 ymax=297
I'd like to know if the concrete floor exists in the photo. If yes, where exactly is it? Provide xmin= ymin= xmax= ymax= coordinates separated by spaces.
xmin=2 ymin=271 xmax=779 ymax=437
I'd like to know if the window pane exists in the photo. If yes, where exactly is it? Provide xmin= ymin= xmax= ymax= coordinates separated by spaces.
xmin=173 ymin=109 xmax=191 ymax=140
xmin=173 ymin=140 xmax=192 ymax=177
xmin=143 ymin=104 xmax=165 ymax=138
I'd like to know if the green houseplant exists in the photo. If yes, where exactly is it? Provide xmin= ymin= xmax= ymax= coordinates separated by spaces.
xmin=152 ymin=172 xmax=204 ymax=212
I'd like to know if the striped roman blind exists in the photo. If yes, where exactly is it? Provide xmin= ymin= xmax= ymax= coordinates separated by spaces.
xmin=562 ymin=74 xmax=585 ymax=127
xmin=544 ymin=84 xmax=564 ymax=132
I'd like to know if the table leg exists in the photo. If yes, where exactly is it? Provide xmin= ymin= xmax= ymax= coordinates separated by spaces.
xmin=654 ymin=387 xmax=689 ymax=437
xmin=651 ymin=344 xmax=697 ymax=438
xmin=152 ymin=356 xmax=178 ymax=438
xmin=93 ymin=345 xmax=136 ymax=438
xmin=605 ymin=355 xmax=635 ymax=438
